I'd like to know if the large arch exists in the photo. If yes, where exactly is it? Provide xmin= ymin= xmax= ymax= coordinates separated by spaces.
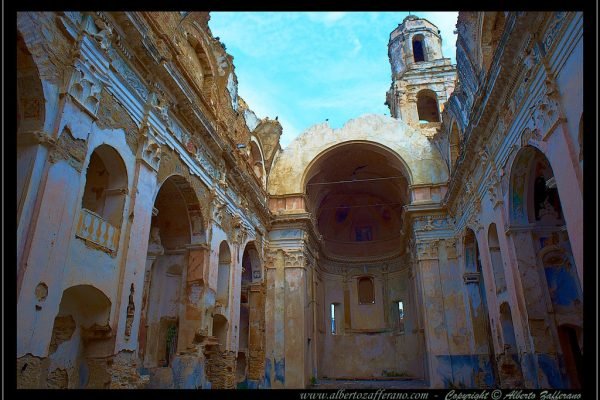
xmin=416 ymin=89 xmax=441 ymax=123
xmin=139 ymin=174 xmax=206 ymax=369
xmin=304 ymin=141 xmax=411 ymax=260
xmin=480 ymin=12 xmax=506 ymax=74
xmin=268 ymin=114 xmax=448 ymax=197
xmin=236 ymin=241 xmax=264 ymax=388
xmin=47 ymin=285 xmax=113 ymax=388
xmin=81 ymin=144 xmax=129 ymax=228
xmin=508 ymin=145 xmax=582 ymax=388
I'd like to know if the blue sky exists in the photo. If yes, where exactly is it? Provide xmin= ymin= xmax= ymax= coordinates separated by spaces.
xmin=209 ymin=12 xmax=458 ymax=148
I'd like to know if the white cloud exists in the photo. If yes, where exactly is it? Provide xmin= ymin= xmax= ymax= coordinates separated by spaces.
xmin=306 ymin=12 xmax=348 ymax=25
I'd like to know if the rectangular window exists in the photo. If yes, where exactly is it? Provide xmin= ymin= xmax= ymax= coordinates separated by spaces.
xmin=331 ymin=303 xmax=336 ymax=334
xmin=398 ymin=301 xmax=405 ymax=334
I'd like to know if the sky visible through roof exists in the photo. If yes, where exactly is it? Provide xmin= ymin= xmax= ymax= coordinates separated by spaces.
xmin=209 ymin=12 xmax=458 ymax=148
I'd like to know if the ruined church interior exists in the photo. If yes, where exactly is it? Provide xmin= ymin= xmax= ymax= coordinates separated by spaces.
xmin=16 ymin=12 xmax=584 ymax=390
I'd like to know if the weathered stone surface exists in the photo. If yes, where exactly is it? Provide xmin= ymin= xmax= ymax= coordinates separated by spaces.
xmin=15 ymin=11 xmax=582 ymax=391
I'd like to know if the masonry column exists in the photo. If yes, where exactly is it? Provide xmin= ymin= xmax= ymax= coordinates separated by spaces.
xmin=246 ymin=281 xmax=266 ymax=388
xmin=505 ymin=228 xmax=565 ymax=388
xmin=413 ymin=238 xmax=451 ymax=388
xmin=283 ymin=249 xmax=308 ymax=388
xmin=110 ymin=126 xmax=161 ymax=388
xmin=264 ymin=248 xmax=286 ymax=388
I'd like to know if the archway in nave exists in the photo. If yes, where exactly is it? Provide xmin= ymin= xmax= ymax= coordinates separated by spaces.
xmin=236 ymin=242 xmax=264 ymax=388
xmin=509 ymin=145 xmax=582 ymax=388
xmin=304 ymin=142 xmax=423 ymax=381
xmin=139 ymin=175 xmax=205 ymax=370
xmin=48 ymin=285 xmax=113 ymax=388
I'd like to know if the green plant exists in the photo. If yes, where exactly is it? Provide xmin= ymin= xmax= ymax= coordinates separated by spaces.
xmin=310 ymin=376 xmax=317 ymax=386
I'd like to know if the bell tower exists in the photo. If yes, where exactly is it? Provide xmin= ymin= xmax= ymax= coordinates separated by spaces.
xmin=385 ymin=15 xmax=457 ymax=126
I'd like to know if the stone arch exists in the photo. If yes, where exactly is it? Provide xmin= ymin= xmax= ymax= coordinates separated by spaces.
xmin=212 ymin=314 xmax=228 ymax=349
xmin=508 ymin=145 xmax=582 ymax=388
xmin=302 ymin=140 xmax=413 ymax=190
xmin=140 ymin=174 xmax=206 ymax=368
xmin=480 ymin=12 xmax=506 ymax=73
xmin=154 ymin=174 xmax=206 ymax=244
xmin=417 ymin=89 xmax=440 ymax=123
xmin=509 ymin=145 xmax=563 ymax=225
xmin=81 ymin=144 xmax=128 ymax=228
xmin=17 ymin=31 xmax=46 ymax=135
xmin=216 ymin=241 xmax=232 ymax=308
xmin=248 ymin=136 xmax=266 ymax=187
xmin=269 ymin=115 xmax=448 ymax=197
xmin=185 ymin=28 xmax=218 ymax=100
xmin=237 ymin=241 xmax=264 ymax=387
xmin=303 ymin=141 xmax=411 ymax=260
xmin=48 ymin=285 xmax=113 ymax=388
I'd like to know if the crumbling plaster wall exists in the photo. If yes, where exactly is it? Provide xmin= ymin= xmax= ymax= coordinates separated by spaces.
xmin=268 ymin=114 xmax=448 ymax=197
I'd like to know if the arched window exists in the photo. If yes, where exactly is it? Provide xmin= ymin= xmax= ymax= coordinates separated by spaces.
xmin=217 ymin=241 xmax=232 ymax=307
xmin=412 ymin=34 xmax=426 ymax=62
xmin=81 ymin=145 xmax=127 ymax=227
xmin=417 ymin=90 xmax=440 ymax=123
xmin=357 ymin=276 xmax=375 ymax=304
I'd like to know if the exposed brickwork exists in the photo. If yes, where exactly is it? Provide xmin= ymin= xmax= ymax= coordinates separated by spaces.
xmin=247 ymin=284 xmax=266 ymax=381
xmin=109 ymin=351 xmax=148 ymax=389
xmin=47 ymin=368 xmax=69 ymax=389
xmin=50 ymin=128 xmax=87 ymax=171
xmin=48 ymin=315 xmax=76 ymax=355
xmin=17 ymin=354 xmax=50 ymax=388
xmin=96 ymin=89 xmax=140 ymax=156
xmin=85 ymin=357 xmax=112 ymax=388
xmin=205 ymin=348 xmax=236 ymax=389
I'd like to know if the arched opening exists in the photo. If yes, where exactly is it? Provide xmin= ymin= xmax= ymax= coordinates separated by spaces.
xmin=81 ymin=145 xmax=128 ymax=228
xmin=16 ymin=32 xmax=45 ymax=135
xmin=140 ymin=175 xmax=203 ymax=369
xmin=510 ymin=146 xmax=564 ymax=226
xmin=509 ymin=146 xmax=582 ymax=388
xmin=480 ymin=12 xmax=507 ymax=73
xmin=248 ymin=139 xmax=266 ymax=187
xmin=412 ymin=34 xmax=426 ymax=62
xmin=213 ymin=314 xmax=228 ymax=349
xmin=237 ymin=242 xmax=263 ymax=388
xmin=449 ymin=122 xmax=460 ymax=172
xmin=47 ymin=285 xmax=112 ymax=388
xmin=417 ymin=90 xmax=440 ymax=123
xmin=464 ymin=229 xmax=496 ymax=387
xmin=305 ymin=142 xmax=421 ymax=380
xmin=17 ymin=31 xmax=47 ymax=229
xmin=216 ymin=241 xmax=232 ymax=308
xmin=304 ymin=142 xmax=410 ymax=260
xmin=488 ymin=224 xmax=507 ymax=294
